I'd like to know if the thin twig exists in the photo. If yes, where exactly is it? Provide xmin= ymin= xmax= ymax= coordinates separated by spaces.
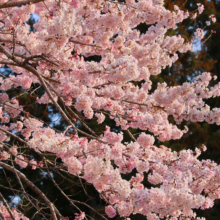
xmin=69 ymin=39 xmax=101 ymax=48
xmin=0 ymin=192 xmax=15 ymax=220
xmin=0 ymin=162 xmax=62 ymax=220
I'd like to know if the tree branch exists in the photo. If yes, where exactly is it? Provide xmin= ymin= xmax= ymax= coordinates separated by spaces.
xmin=0 ymin=44 xmax=77 ymax=134
xmin=0 ymin=192 xmax=15 ymax=220
xmin=0 ymin=162 xmax=62 ymax=220
xmin=69 ymin=39 xmax=101 ymax=48
xmin=0 ymin=211 xmax=6 ymax=220
xmin=0 ymin=0 xmax=44 ymax=9
xmin=0 ymin=127 xmax=30 ymax=146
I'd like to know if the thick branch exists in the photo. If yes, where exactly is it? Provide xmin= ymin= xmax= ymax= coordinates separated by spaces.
xmin=0 ymin=0 xmax=43 ymax=9
xmin=0 ymin=211 xmax=6 ymax=220
xmin=0 ymin=38 xmax=27 ymax=47
xmin=126 ymin=129 xmax=136 ymax=142
xmin=0 ymin=61 xmax=18 ymax=66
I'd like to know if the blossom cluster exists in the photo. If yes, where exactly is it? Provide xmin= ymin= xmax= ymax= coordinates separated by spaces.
xmin=15 ymin=124 xmax=219 ymax=220
xmin=0 ymin=0 xmax=219 ymax=219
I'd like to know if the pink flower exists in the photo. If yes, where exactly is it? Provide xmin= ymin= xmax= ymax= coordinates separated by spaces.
xmin=194 ymin=28 xmax=205 ymax=39
xmin=137 ymin=133 xmax=155 ymax=148
xmin=10 ymin=146 xmax=18 ymax=156
xmin=74 ymin=212 xmax=85 ymax=220
xmin=30 ymin=159 xmax=37 ymax=170
xmin=105 ymin=206 xmax=117 ymax=218
xmin=15 ymin=155 xmax=28 ymax=168
xmin=71 ymin=0 xmax=80 ymax=8
xmin=95 ymin=113 xmax=105 ymax=124
xmin=197 ymin=3 xmax=204 ymax=14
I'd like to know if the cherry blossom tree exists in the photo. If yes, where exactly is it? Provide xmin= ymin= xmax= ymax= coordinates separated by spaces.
xmin=0 ymin=0 xmax=219 ymax=219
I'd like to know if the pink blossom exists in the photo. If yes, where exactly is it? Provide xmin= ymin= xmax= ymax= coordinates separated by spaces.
xmin=30 ymin=159 xmax=37 ymax=170
xmin=105 ymin=206 xmax=117 ymax=218
xmin=95 ymin=113 xmax=105 ymax=124
xmin=10 ymin=146 xmax=18 ymax=156
xmin=194 ymin=28 xmax=205 ymax=39
xmin=197 ymin=3 xmax=204 ymax=14
xmin=137 ymin=133 xmax=155 ymax=148
xmin=15 ymin=155 xmax=28 ymax=168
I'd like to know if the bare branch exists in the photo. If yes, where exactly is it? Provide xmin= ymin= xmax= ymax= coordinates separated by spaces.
xmin=0 ymin=38 xmax=27 ymax=47
xmin=43 ymin=160 xmax=87 ymax=218
xmin=0 ymin=0 xmax=44 ymax=9
xmin=0 ymin=126 xmax=30 ymax=147
xmin=0 ymin=211 xmax=6 ymax=220
xmin=67 ymin=106 xmax=99 ymax=138
xmin=72 ymin=200 xmax=108 ymax=220
xmin=0 ymin=162 xmax=62 ymax=220
xmin=69 ymin=39 xmax=101 ymax=48
xmin=0 ymin=61 xmax=18 ymax=66
xmin=0 ymin=192 xmax=15 ymax=220
xmin=126 ymin=129 xmax=136 ymax=142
